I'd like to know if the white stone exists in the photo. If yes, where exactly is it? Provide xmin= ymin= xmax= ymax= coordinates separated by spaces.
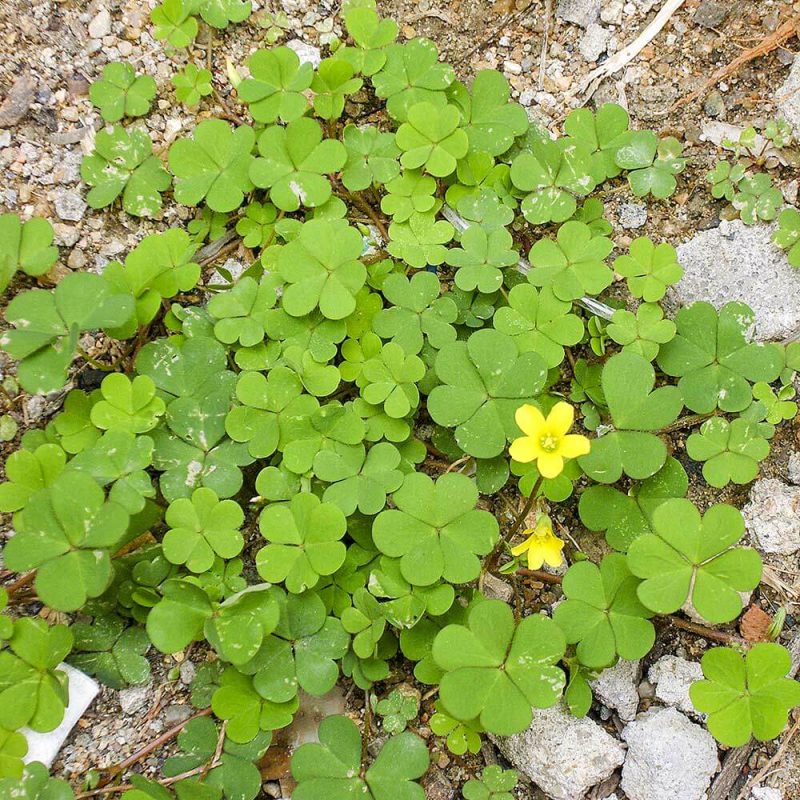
xmin=618 ymin=202 xmax=647 ymax=229
xmin=88 ymin=9 xmax=112 ymax=39
xmin=492 ymin=704 xmax=625 ymax=800
xmin=504 ymin=60 xmax=522 ymax=75
xmin=285 ymin=38 xmax=322 ymax=68
xmin=743 ymin=478 xmax=800 ymax=555
xmin=580 ymin=22 xmax=611 ymax=62
xmin=23 ymin=664 xmax=99 ymax=767
xmin=751 ymin=788 xmax=783 ymax=800
xmin=667 ymin=219 xmax=800 ymax=341
xmin=54 ymin=188 xmax=87 ymax=221
xmin=119 ymin=683 xmax=152 ymax=715
xmin=648 ymin=655 xmax=703 ymax=717
xmin=556 ymin=0 xmax=601 ymax=28
xmin=621 ymin=707 xmax=719 ymax=800
xmin=590 ymin=659 xmax=640 ymax=721
xmin=787 ymin=452 xmax=800 ymax=485
xmin=777 ymin=58 xmax=800 ymax=138
xmin=600 ymin=0 xmax=624 ymax=24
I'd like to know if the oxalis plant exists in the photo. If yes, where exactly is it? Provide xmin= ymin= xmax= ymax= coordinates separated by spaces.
xmin=1 ymin=1 xmax=800 ymax=798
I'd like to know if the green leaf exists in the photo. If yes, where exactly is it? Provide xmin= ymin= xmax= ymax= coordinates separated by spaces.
xmin=386 ymin=211 xmax=454 ymax=268
xmin=168 ymin=120 xmax=255 ymax=212
xmin=380 ymin=170 xmax=439 ymax=222
xmin=396 ymin=102 xmax=469 ymax=177
xmin=656 ymin=301 xmax=784 ymax=413
xmin=373 ymin=471 xmax=498 ymax=586
xmin=256 ymin=493 xmax=347 ymax=593
xmin=81 ymin=125 xmax=171 ymax=217
xmin=276 ymin=218 xmax=365 ymax=319
xmin=146 ymin=579 xmax=214 ymax=653
xmin=238 ymin=47 xmax=313 ymax=123
xmin=578 ymin=457 xmax=688 ymax=551
xmin=0 ymin=762 xmax=73 ymax=799
xmin=104 ymin=229 xmax=200 ymax=337
xmin=4 ymin=472 xmax=129 ymax=611
xmin=553 ymin=554 xmax=655 ymax=668
xmin=90 ymin=62 xmax=156 ymax=122
xmin=448 ymin=70 xmax=528 ymax=156
xmin=773 ymin=206 xmax=800 ymax=267
xmin=0 ymin=279 xmax=109 ymax=394
xmin=563 ymin=103 xmax=632 ymax=182
xmin=314 ymin=441 xmax=404 ymax=516
xmin=341 ymin=124 xmax=401 ymax=191
xmin=151 ymin=0 xmax=199 ymax=48
xmin=607 ymin=303 xmax=676 ymax=362
xmin=361 ymin=342 xmax=425 ymax=418
xmin=340 ymin=6 xmax=399 ymax=76
xmin=579 ymin=352 xmax=683 ymax=483
xmin=732 ymin=173 xmax=783 ymax=225
xmin=195 ymin=0 xmax=251 ymax=29
xmin=0 ymin=214 xmax=58 ymax=292
xmin=291 ymin=715 xmax=429 ymax=800
xmin=433 ymin=599 xmax=565 ymax=735
xmin=462 ymin=765 xmax=518 ymax=800
xmin=613 ymin=236 xmax=683 ymax=303
xmin=526 ymin=220 xmax=613 ymax=301
xmin=493 ymin=283 xmax=583 ymax=368
xmin=90 ymin=374 xmax=166 ymax=434
xmin=686 ymin=417 xmax=770 ymax=488
xmin=627 ymin=498 xmax=761 ymax=623
xmin=0 ymin=443 xmax=66 ymax=513
xmin=446 ymin=220 xmax=518 ymax=294
xmin=372 ymin=38 xmax=454 ymax=122
xmin=173 ymin=64 xmax=213 ymax=107
xmin=428 ymin=329 xmax=548 ymax=458
xmin=0 ymin=727 xmax=27 ymax=780
xmin=706 ymin=160 xmax=746 ymax=201
xmin=311 ymin=57 xmax=363 ymax=120
xmin=250 ymin=118 xmax=346 ymax=211
xmin=510 ymin=138 xmax=597 ymax=224
xmin=208 ymin=275 xmax=281 ymax=346
xmin=163 ymin=488 xmax=244 ymax=573
xmin=0 ymin=618 xmax=72 ymax=732
xmin=375 ymin=688 xmax=420 ymax=734
xmin=616 ymin=133 xmax=686 ymax=198
xmin=690 ymin=643 xmax=800 ymax=747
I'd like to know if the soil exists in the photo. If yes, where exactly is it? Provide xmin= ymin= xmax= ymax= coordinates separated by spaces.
xmin=2 ymin=1 xmax=800 ymax=799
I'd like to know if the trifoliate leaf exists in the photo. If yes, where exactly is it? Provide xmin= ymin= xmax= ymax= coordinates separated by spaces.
xmin=311 ymin=57 xmax=363 ymax=120
xmin=0 ymin=214 xmax=58 ymax=293
xmin=433 ymin=599 xmax=565 ymax=735
xmin=90 ymin=62 xmax=156 ymax=122
xmin=553 ymin=554 xmax=655 ymax=668
xmin=372 ymin=471 xmax=498 ymax=586
xmin=563 ymin=103 xmax=632 ymax=182
xmin=386 ymin=211 xmax=454 ymax=268
xmin=151 ymin=0 xmax=199 ymax=48
xmin=341 ymin=124 xmax=401 ymax=191
xmin=238 ymin=47 xmax=313 ymax=123
xmin=168 ymin=119 xmax=255 ymax=212
xmin=395 ymin=102 xmax=468 ymax=178
xmin=656 ymin=301 xmax=784 ymax=413
xmin=613 ymin=236 xmax=683 ymax=303
xmin=773 ymin=206 xmax=800 ymax=267
xmin=446 ymin=221 xmax=518 ymax=294
xmin=607 ymin=303 xmax=676 ymax=361
xmin=732 ymin=173 xmax=783 ymax=225
xmin=81 ymin=125 xmax=171 ymax=217
xmin=627 ymin=498 xmax=761 ymax=622
xmin=380 ymin=170 xmax=439 ymax=222
xmin=90 ymin=374 xmax=165 ymax=434
xmin=340 ymin=6 xmax=399 ymax=76
xmin=428 ymin=329 xmax=548 ymax=458
xmin=0 ymin=443 xmax=66 ymax=513
xmin=173 ymin=64 xmax=213 ymax=107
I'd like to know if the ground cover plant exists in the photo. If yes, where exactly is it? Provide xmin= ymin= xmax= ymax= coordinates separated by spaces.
xmin=1 ymin=1 xmax=800 ymax=798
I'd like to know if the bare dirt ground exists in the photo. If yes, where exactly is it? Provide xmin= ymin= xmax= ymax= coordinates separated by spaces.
xmin=2 ymin=1 xmax=800 ymax=798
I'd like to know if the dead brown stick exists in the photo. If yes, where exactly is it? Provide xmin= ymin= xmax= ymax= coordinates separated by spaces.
xmin=96 ymin=707 xmax=213 ymax=788
xmin=4 ymin=570 xmax=35 ymax=600
xmin=672 ymin=13 xmax=800 ymax=111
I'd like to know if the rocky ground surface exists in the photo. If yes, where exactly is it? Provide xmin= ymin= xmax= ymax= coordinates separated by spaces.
xmin=2 ymin=0 xmax=800 ymax=799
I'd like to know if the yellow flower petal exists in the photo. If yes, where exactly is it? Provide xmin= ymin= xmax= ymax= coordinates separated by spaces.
xmin=511 ymin=539 xmax=530 ymax=557
xmin=526 ymin=546 xmax=545 ymax=569
xmin=559 ymin=433 xmax=591 ymax=458
xmin=541 ymin=538 xmax=565 ymax=567
xmin=509 ymin=436 xmax=540 ymax=463
xmin=547 ymin=401 xmax=574 ymax=436
xmin=515 ymin=404 xmax=545 ymax=438
xmin=537 ymin=453 xmax=564 ymax=479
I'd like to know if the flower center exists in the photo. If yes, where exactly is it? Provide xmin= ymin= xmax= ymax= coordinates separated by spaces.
xmin=539 ymin=433 xmax=560 ymax=453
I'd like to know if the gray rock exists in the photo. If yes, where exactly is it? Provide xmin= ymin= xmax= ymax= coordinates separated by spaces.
xmin=668 ymin=220 xmax=800 ymax=341
xmin=777 ymin=58 xmax=800 ymax=138
xmin=179 ymin=660 xmax=196 ymax=685
xmin=618 ymin=203 xmax=647 ymax=229
xmin=88 ymin=9 xmax=112 ymax=39
xmin=556 ymin=0 xmax=600 ymax=28
xmin=119 ymin=684 xmax=151 ymax=715
xmin=703 ymin=89 xmax=725 ymax=118
xmin=590 ymin=659 xmax=640 ymax=722
xmin=492 ymin=704 xmax=625 ymax=800
xmin=648 ymin=655 xmax=703 ymax=717
xmin=483 ymin=573 xmax=513 ymax=602
xmin=285 ymin=38 xmax=322 ymax=68
xmin=693 ymin=0 xmax=728 ymax=29
xmin=742 ymin=478 xmax=800 ymax=555
xmin=787 ymin=452 xmax=800 ymax=485
xmin=579 ymin=22 xmax=611 ymax=62
xmin=0 ymin=72 xmax=37 ymax=128
xmin=751 ymin=789 xmax=783 ymax=800
xmin=163 ymin=704 xmax=192 ymax=726
xmin=54 ymin=188 xmax=87 ymax=222
xmin=621 ymin=708 xmax=719 ymax=800
xmin=25 ymin=395 xmax=47 ymax=422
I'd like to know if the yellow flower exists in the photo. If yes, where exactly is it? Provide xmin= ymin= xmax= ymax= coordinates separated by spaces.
xmin=509 ymin=401 xmax=590 ymax=479
xmin=511 ymin=514 xmax=565 ymax=569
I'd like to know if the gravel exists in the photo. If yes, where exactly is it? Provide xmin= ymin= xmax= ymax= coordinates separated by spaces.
xmin=590 ymin=659 xmax=640 ymax=722
xmin=742 ymin=478 xmax=800 ymax=555
xmin=648 ymin=655 xmax=704 ymax=718
xmin=776 ymin=57 xmax=800 ymax=138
